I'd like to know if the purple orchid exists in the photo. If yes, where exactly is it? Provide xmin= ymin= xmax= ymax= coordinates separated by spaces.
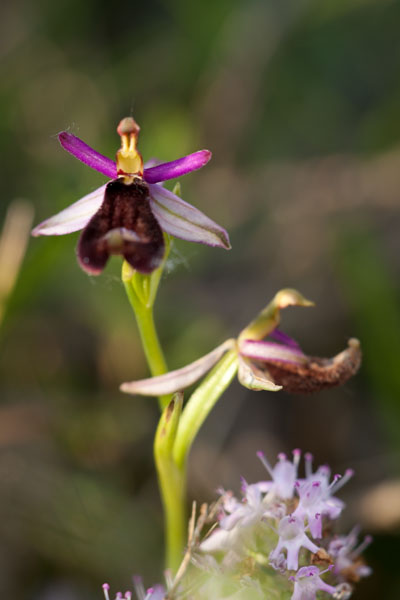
xmin=120 ymin=289 xmax=361 ymax=396
xmin=32 ymin=117 xmax=230 ymax=275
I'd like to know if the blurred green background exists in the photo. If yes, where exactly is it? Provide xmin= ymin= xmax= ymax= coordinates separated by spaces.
xmin=1 ymin=0 xmax=400 ymax=597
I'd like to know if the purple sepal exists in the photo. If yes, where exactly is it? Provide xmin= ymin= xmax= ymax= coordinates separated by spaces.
xmin=143 ymin=150 xmax=212 ymax=184
xmin=148 ymin=184 xmax=231 ymax=249
xmin=59 ymin=132 xmax=117 ymax=179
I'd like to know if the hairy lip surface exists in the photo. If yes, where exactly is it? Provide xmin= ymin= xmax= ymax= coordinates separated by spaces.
xmin=256 ymin=339 xmax=362 ymax=394
xmin=77 ymin=178 xmax=165 ymax=275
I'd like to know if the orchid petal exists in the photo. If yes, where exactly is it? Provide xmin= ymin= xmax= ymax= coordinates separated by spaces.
xmin=237 ymin=356 xmax=282 ymax=392
xmin=148 ymin=184 xmax=231 ymax=249
xmin=59 ymin=132 xmax=117 ymax=179
xmin=143 ymin=150 xmax=211 ymax=184
xmin=120 ymin=339 xmax=235 ymax=396
xmin=238 ymin=339 xmax=307 ymax=365
xmin=32 ymin=184 xmax=106 ymax=236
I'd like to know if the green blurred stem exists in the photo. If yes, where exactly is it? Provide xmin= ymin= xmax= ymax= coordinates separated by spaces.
xmin=173 ymin=349 xmax=238 ymax=470
xmin=158 ymin=350 xmax=238 ymax=573
xmin=154 ymin=394 xmax=185 ymax=574
xmin=161 ymin=463 xmax=186 ymax=575
xmin=124 ymin=278 xmax=171 ymax=411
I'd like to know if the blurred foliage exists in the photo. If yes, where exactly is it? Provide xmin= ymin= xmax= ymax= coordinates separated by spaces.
xmin=1 ymin=0 xmax=400 ymax=597
xmin=336 ymin=224 xmax=400 ymax=443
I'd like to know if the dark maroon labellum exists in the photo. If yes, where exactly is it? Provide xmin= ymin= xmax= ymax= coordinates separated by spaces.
xmin=254 ymin=343 xmax=361 ymax=394
xmin=77 ymin=178 xmax=165 ymax=275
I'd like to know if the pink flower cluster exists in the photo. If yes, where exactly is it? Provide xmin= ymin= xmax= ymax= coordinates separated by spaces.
xmin=199 ymin=450 xmax=371 ymax=600
xmin=101 ymin=451 xmax=371 ymax=600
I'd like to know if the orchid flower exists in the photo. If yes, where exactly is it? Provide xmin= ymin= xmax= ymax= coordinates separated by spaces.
xmin=120 ymin=288 xmax=361 ymax=396
xmin=32 ymin=117 xmax=230 ymax=274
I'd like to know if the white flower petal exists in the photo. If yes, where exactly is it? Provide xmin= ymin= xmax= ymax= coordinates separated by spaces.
xmin=32 ymin=184 xmax=106 ymax=236
xmin=120 ymin=339 xmax=235 ymax=396
xmin=148 ymin=184 xmax=230 ymax=249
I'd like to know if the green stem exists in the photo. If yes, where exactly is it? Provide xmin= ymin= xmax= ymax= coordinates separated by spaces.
xmin=124 ymin=279 xmax=171 ymax=411
xmin=173 ymin=349 xmax=238 ymax=469
xmin=158 ymin=459 xmax=186 ymax=573
xmin=154 ymin=394 xmax=185 ymax=574
xmin=158 ymin=349 xmax=238 ymax=572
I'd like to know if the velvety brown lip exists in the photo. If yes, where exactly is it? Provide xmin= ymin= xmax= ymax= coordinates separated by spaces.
xmin=77 ymin=178 xmax=165 ymax=275
xmin=256 ymin=339 xmax=361 ymax=394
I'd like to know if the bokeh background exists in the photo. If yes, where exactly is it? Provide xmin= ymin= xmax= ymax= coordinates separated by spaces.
xmin=1 ymin=0 xmax=400 ymax=597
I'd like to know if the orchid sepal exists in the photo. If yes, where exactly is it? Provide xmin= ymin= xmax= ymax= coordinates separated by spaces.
xmin=149 ymin=184 xmax=231 ymax=249
xmin=120 ymin=339 xmax=236 ymax=396
xmin=31 ymin=184 xmax=107 ymax=237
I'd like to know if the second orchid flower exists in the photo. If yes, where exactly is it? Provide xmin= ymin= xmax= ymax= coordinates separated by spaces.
xmin=120 ymin=289 xmax=361 ymax=397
